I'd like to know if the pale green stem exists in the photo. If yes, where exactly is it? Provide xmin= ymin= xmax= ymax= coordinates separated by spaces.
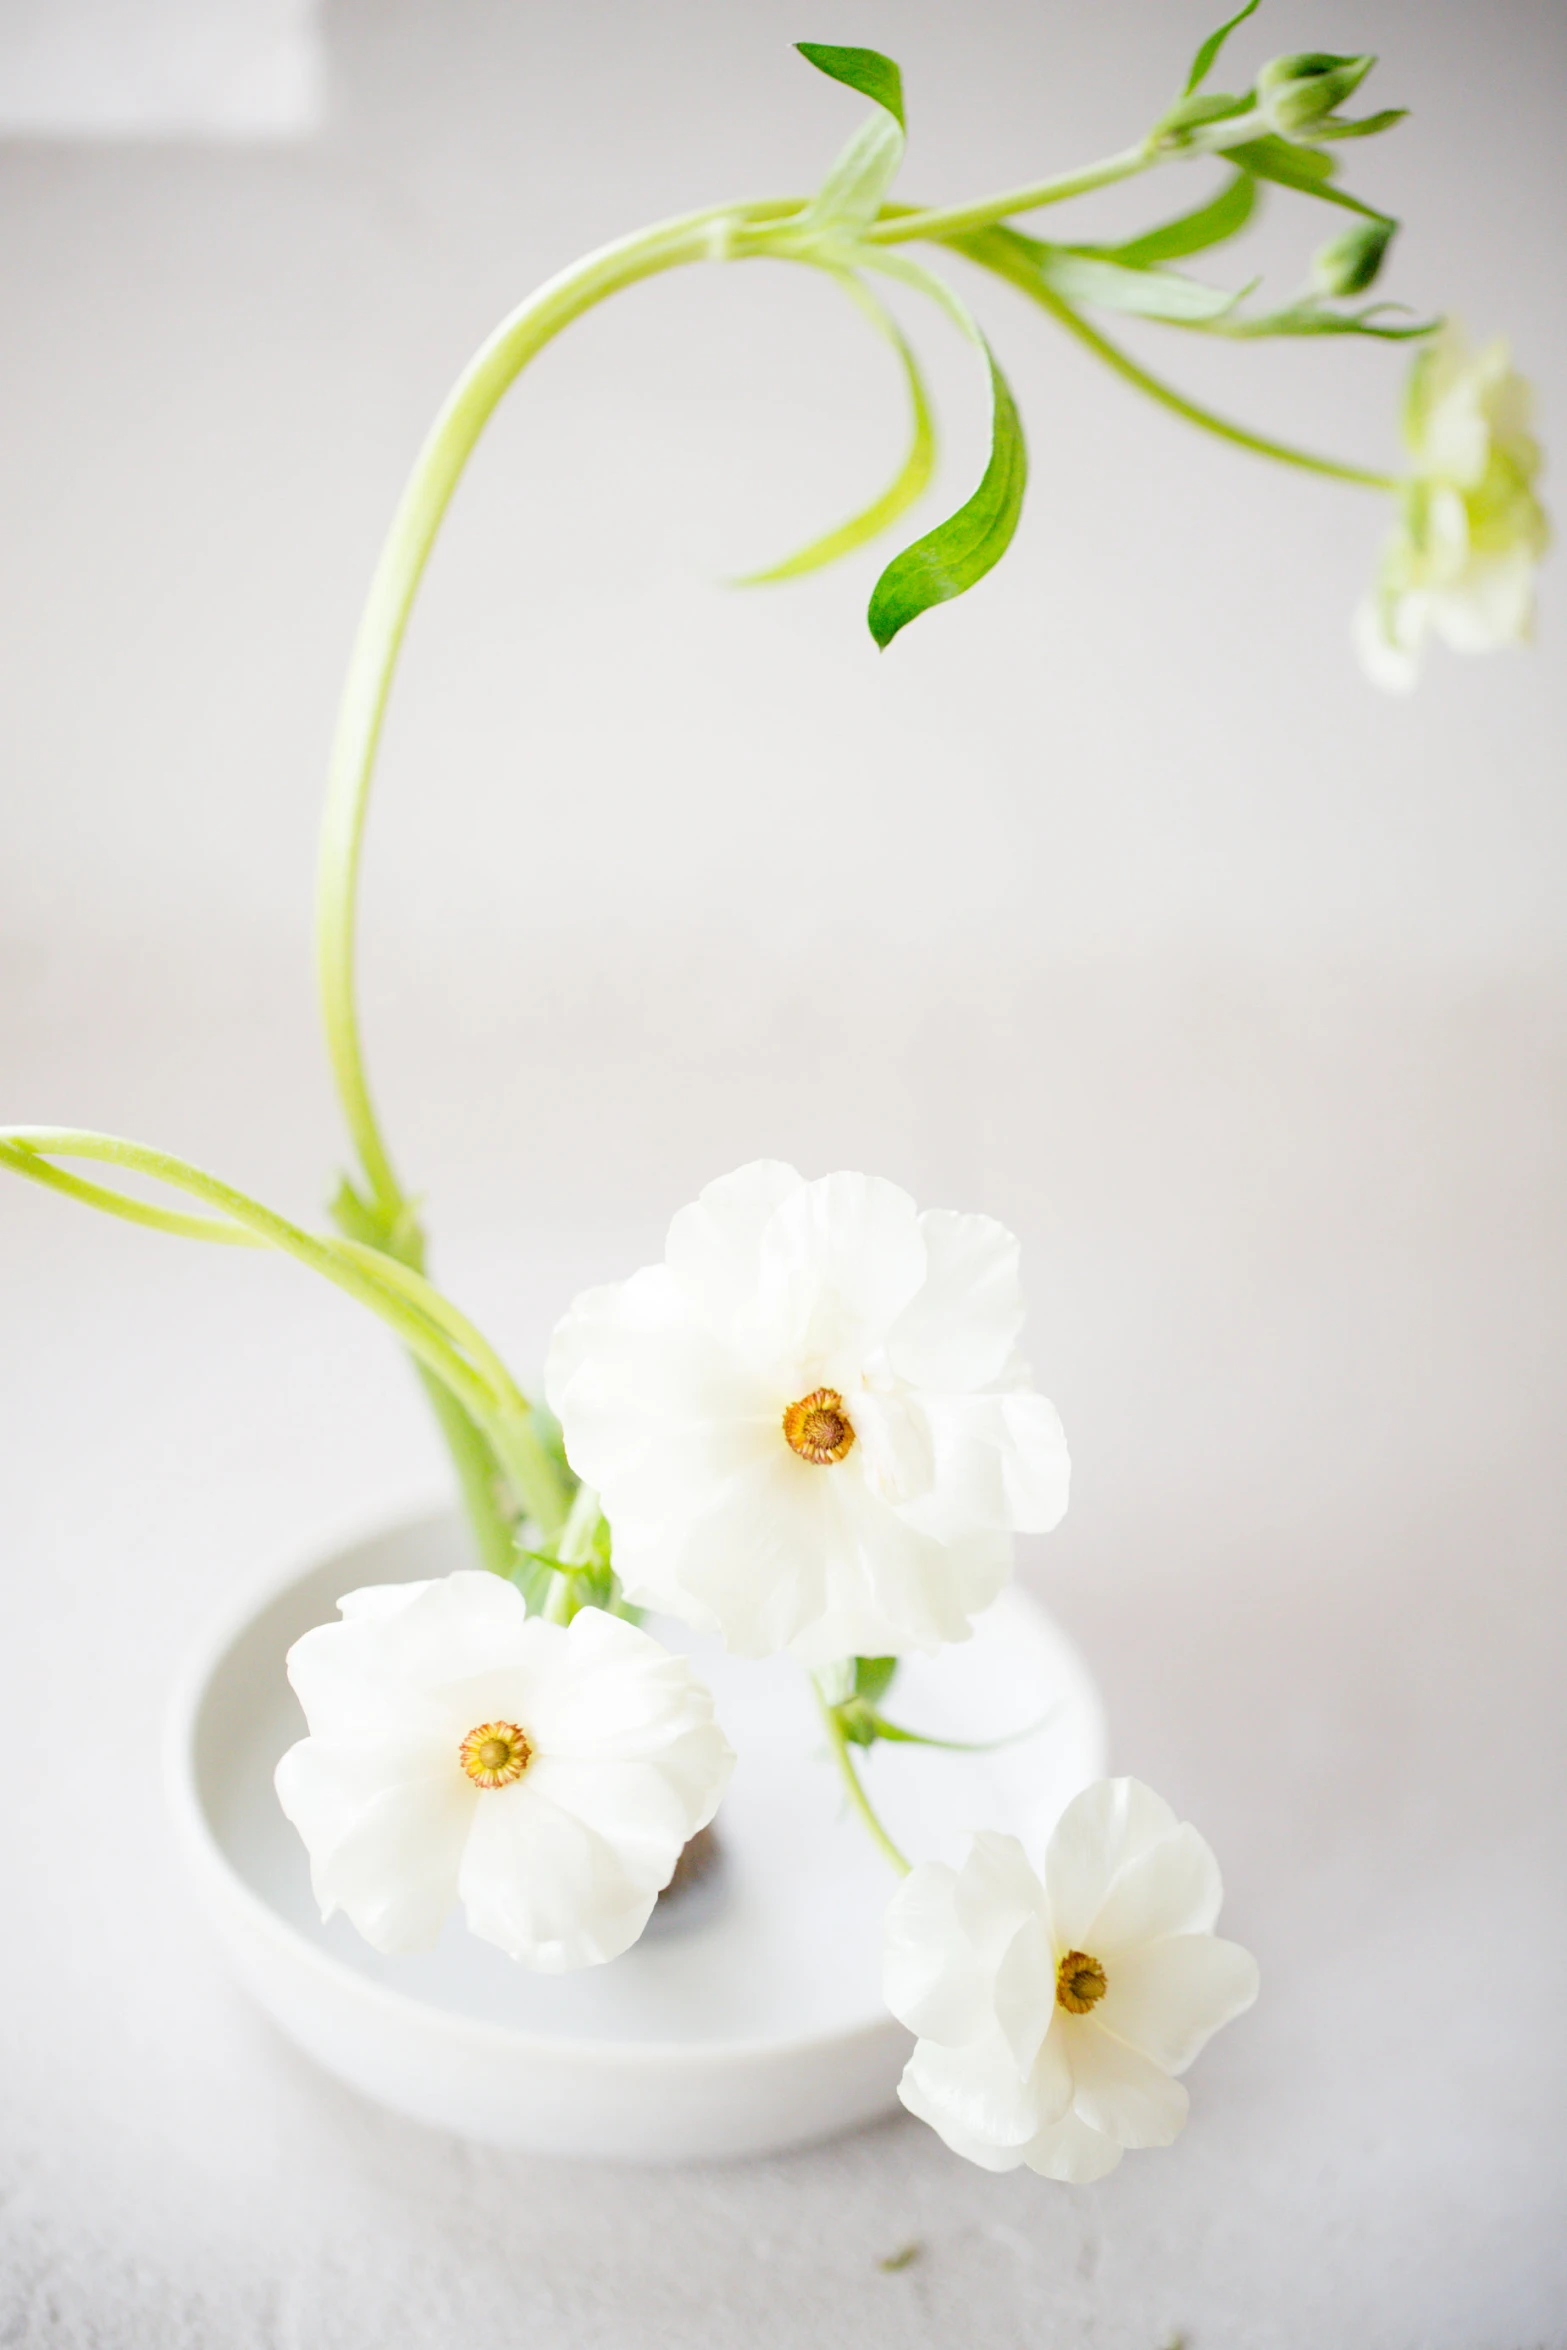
xmin=0 ymin=1141 xmax=263 ymax=1246
xmin=862 ymin=142 xmax=1156 ymax=247
xmin=818 ymin=1692 xmax=912 ymax=1877
xmin=413 ymin=1365 xmax=519 ymax=1577
xmin=957 ymin=235 xmax=1399 ymax=489
xmin=327 ymin=1236 xmax=527 ymax=1415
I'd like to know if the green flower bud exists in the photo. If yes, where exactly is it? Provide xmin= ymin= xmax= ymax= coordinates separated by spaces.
xmin=1312 ymin=215 xmax=1396 ymax=297
xmin=1255 ymin=50 xmax=1375 ymax=137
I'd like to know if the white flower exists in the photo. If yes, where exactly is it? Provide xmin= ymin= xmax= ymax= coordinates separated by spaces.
xmin=544 ymin=1162 xmax=1070 ymax=1667
xmin=274 ymin=1573 xmax=733 ymax=1969
xmin=1357 ymin=321 xmax=1549 ymax=692
xmin=883 ymin=1780 xmax=1258 ymax=2182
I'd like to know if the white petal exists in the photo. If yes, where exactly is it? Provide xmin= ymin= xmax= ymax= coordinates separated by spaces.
xmin=1022 ymin=2109 xmax=1125 ymax=2183
xmin=883 ymin=1864 xmax=993 ymax=2046
xmin=1066 ymin=2019 xmax=1189 ymax=2148
xmin=274 ymin=1733 xmax=473 ymax=1953
xmin=993 ymin=1914 xmax=1066 ymax=2089
xmin=1354 ymin=590 xmax=1421 ymax=693
xmin=1042 ymin=1778 xmax=1180 ymax=1951
xmin=896 ymin=2062 xmax=1029 ymax=2172
xmin=657 ymin=1450 xmax=836 ymax=1657
xmin=897 ymin=1390 xmax=1069 ymax=1539
xmin=799 ymin=1474 xmax=1011 ymax=1663
xmin=885 ymin=1209 xmax=1025 ymax=1392
xmin=457 ymin=1781 xmax=656 ymax=1971
xmin=753 ymin=1171 xmax=926 ymax=1380
xmin=663 ymin=1159 xmax=803 ymax=1352
xmin=896 ymin=2029 xmax=1044 ymax=2153
xmin=953 ymin=1831 xmax=1049 ymax=1966
xmin=546 ymin=1266 xmax=777 ymax=1518
xmin=1088 ymin=1822 xmax=1224 ymax=1954
xmin=1097 ymin=1934 xmax=1259 ymax=2075
xmin=284 ymin=1573 xmax=535 ymax=1736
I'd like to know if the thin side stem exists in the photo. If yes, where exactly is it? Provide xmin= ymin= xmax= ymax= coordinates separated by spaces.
xmin=819 ymin=1693 xmax=912 ymax=1877
xmin=862 ymin=143 xmax=1156 ymax=246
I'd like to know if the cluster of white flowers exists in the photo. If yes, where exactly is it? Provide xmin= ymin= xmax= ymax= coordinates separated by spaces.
xmin=1358 ymin=322 xmax=1549 ymax=692
xmin=278 ymin=1162 xmax=1256 ymax=2181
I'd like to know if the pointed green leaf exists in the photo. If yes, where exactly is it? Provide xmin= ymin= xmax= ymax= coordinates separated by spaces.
xmin=796 ymin=40 xmax=904 ymax=129
xmin=1019 ymin=242 xmax=1244 ymax=323
xmin=1184 ymin=0 xmax=1263 ymax=95
xmin=1312 ymin=107 xmax=1408 ymax=141
xmin=867 ymin=345 xmax=1025 ymax=648
xmin=735 ymin=274 xmax=935 ymax=585
xmin=1102 ymin=169 xmax=1256 ymax=266
xmin=1227 ymin=133 xmax=1337 ymax=188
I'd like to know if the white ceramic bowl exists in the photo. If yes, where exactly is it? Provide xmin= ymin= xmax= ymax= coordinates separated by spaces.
xmin=167 ymin=1507 xmax=1106 ymax=2162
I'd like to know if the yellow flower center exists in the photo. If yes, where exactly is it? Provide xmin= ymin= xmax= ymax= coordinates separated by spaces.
xmin=1055 ymin=1949 xmax=1108 ymax=2014
xmin=459 ymin=1719 xmax=533 ymax=1789
xmin=782 ymin=1387 xmax=856 ymax=1465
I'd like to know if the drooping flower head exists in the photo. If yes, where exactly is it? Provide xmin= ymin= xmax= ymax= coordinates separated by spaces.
xmin=545 ymin=1163 xmax=1070 ymax=1667
xmin=275 ymin=1573 xmax=733 ymax=1969
xmin=1358 ymin=320 xmax=1549 ymax=691
xmin=884 ymin=1779 xmax=1258 ymax=2182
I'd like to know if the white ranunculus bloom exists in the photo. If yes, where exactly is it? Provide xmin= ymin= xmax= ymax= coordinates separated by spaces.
xmin=884 ymin=1780 xmax=1258 ymax=2182
xmin=545 ymin=1162 xmax=1070 ymax=1667
xmin=275 ymin=1573 xmax=733 ymax=1968
xmin=1357 ymin=321 xmax=1549 ymax=692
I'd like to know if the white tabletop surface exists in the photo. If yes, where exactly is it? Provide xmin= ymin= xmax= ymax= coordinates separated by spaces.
xmin=2 ymin=2 xmax=1564 ymax=2341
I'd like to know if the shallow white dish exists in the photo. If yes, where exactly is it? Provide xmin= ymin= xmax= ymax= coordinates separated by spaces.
xmin=167 ymin=1506 xmax=1106 ymax=2162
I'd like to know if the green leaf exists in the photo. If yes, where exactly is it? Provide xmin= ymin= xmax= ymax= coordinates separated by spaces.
xmin=794 ymin=109 xmax=906 ymax=239
xmin=1312 ymin=107 xmax=1408 ymax=141
xmin=867 ymin=344 xmax=1025 ymax=648
xmin=853 ymin=1656 xmax=899 ymax=1705
xmin=1227 ymin=133 xmax=1338 ymax=189
xmin=861 ymin=1706 xmax=1060 ymax=1753
xmin=796 ymin=40 xmax=904 ymax=129
xmin=1203 ymin=296 xmax=1435 ymax=339
xmin=734 ymin=273 xmax=935 ymax=584
xmin=1103 ymin=169 xmax=1256 ymax=266
xmin=1184 ymin=0 xmax=1263 ymax=95
xmin=1019 ymin=242 xmax=1244 ymax=323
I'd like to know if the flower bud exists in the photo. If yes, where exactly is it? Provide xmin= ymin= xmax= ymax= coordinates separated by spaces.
xmin=1312 ymin=215 xmax=1395 ymax=297
xmin=1255 ymin=50 xmax=1374 ymax=137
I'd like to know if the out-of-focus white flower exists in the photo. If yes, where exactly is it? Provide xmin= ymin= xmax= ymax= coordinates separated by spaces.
xmin=883 ymin=1780 xmax=1258 ymax=2182
xmin=1358 ymin=321 xmax=1548 ymax=691
xmin=275 ymin=1572 xmax=733 ymax=1969
xmin=544 ymin=1162 xmax=1070 ymax=1668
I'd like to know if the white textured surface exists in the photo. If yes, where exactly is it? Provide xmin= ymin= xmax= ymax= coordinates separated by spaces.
xmin=1 ymin=0 xmax=1565 ymax=2341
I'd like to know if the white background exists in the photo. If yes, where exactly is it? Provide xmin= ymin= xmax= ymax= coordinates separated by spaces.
xmin=1 ymin=1 xmax=1563 ymax=2343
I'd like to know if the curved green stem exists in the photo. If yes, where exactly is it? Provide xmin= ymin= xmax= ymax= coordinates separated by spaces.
xmin=819 ymin=1689 xmax=911 ymax=1876
xmin=956 ymin=230 xmax=1398 ymax=489
xmin=315 ymin=195 xmax=798 ymax=1225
